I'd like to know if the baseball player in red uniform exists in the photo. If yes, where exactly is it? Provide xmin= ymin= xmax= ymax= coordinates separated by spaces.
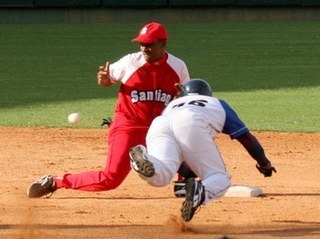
xmin=27 ymin=22 xmax=190 ymax=197
xmin=129 ymin=79 xmax=276 ymax=221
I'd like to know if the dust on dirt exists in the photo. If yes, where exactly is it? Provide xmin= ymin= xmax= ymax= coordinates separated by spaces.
xmin=0 ymin=127 xmax=319 ymax=239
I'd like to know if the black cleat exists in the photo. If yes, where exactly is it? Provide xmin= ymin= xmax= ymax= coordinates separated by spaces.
xmin=181 ymin=178 xmax=205 ymax=222
xmin=173 ymin=180 xmax=187 ymax=198
xmin=27 ymin=175 xmax=56 ymax=198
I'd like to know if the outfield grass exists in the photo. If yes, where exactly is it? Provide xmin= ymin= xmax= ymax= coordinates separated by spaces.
xmin=0 ymin=22 xmax=319 ymax=132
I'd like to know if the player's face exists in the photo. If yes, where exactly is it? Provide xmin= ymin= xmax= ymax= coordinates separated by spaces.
xmin=140 ymin=40 xmax=166 ymax=63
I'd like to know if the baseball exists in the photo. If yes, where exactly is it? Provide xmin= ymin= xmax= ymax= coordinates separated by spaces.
xmin=68 ymin=113 xmax=81 ymax=124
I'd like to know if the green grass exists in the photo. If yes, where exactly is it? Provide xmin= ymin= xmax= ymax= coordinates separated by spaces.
xmin=215 ymin=87 xmax=320 ymax=132
xmin=0 ymin=22 xmax=319 ymax=132
xmin=0 ymin=99 xmax=116 ymax=128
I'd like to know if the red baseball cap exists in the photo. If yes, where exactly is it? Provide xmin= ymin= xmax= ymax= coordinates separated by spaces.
xmin=132 ymin=22 xmax=168 ymax=44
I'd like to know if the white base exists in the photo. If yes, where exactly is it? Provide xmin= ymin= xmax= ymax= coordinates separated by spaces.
xmin=224 ymin=185 xmax=263 ymax=197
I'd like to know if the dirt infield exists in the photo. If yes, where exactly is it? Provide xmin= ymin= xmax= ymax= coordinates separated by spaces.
xmin=1 ymin=127 xmax=319 ymax=239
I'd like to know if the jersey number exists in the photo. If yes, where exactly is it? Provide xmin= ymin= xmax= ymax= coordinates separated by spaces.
xmin=172 ymin=99 xmax=208 ymax=108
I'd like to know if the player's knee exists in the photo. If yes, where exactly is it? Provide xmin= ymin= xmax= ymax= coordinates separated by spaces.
xmin=144 ymin=162 xmax=176 ymax=187
xmin=101 ymin=175 xmax=125 ymax=190
xmin=145 ymin=173 xmax=173 ymax=187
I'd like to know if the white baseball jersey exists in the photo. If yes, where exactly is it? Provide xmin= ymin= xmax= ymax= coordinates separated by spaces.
xmin=144 ymin=95 xmax=248 ymax=204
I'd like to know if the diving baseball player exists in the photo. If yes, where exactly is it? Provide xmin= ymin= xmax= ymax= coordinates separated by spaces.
xmin=129 ymin=79 xmax=276 ymax=222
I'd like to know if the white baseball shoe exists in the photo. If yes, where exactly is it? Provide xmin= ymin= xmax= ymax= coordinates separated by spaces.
xmin=180 ymin=178 xmax=205 ymax=222
xmin=129 ymin=145 xmax=155 ymax=177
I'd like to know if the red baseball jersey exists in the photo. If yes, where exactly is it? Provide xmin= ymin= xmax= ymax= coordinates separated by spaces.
xmin=109 ymin=52 xmax=190 ymax=127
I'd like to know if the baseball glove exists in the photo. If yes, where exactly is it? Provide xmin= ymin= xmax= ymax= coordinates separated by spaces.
xmin=101 ymin=117 xmax=113 ymax=127
xmin=256 ymin=161 xmax=277 ymax=177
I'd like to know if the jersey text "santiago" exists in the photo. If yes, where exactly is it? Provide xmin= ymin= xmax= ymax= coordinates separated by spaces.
xmin=131 ymin=89 xmax=172 ymax=105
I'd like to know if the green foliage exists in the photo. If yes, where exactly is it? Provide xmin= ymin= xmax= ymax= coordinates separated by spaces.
xmin=0 ymin=22 xmax=319 ymax=132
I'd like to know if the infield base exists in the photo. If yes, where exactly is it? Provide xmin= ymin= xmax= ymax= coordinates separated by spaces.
xmin=224 ymin=185 xmax=263 ymax=197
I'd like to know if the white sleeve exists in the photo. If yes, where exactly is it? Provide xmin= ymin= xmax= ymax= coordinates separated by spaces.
xmin=109 ymin=54 xmax=130 ymax=82
xmin=167 ymin=53 xmax=190 ymax=84
xmin=180 ymin=61 xmax=190 ymax=84
xmin=109 ymin=52 xmax=145 ymax=83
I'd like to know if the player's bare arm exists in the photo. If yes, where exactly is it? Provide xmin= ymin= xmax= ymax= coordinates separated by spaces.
xmin=97 ymin=61 xmax=113 ymax=86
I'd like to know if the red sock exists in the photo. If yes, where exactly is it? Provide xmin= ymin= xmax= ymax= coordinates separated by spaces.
xmin=53 ymin=177 xmax=64 ymax=189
